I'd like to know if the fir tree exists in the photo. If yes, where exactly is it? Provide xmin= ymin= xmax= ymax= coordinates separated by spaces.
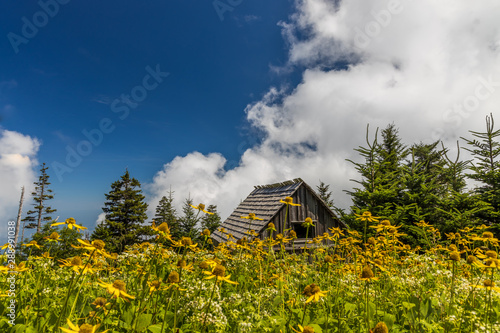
xmin=91 ymin=170 xmax=150 ymax=253
xmin=461 ymin=113 xmax=500 ymax=233
xmin=154 ymin=189 xmax=180 ymax=238
xmin=316 ymin=180 xmax=334 ymax=208
xmin=346 ymin=124 xmax=406 ymax=227
xmin=200 ymin=204 xmax=221 ymax=235
xmin=22 ymin=163 xmax=57 ymax=233
xmin=178 ymin=197 xmax=200 ymax=239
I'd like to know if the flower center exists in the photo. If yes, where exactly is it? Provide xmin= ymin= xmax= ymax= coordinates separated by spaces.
xmin=361 ymin=266 xmax=374 ymax=279
xmin=168 ymin=271 xmax=179 ymax=284
xmin=71 ymin=256 xmax=83 ymax=266
xmin=112 ymin=280 xmax=126 ymax=291
xmin=158 ymin=222 xmax=170 ymax=233
xmin=486 ymin=250 xmax=498 ymax=259
xmin=483 ymin=231 xmax=494 ymax=239
xmin=93 ymin=240 xmax=105 ymax=250
xmin=93 ymin=297 xmax=107 ymax=307
xmin=79 ymin=324 xmax=94 ymax=333
xmin=181 ymin=237 xmax=193 ymax=246
xmin=213 ymin=264 xmax=226 ymax=277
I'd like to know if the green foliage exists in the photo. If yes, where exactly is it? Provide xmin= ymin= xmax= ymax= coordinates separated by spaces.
xmin=21 ymin=222 xmax=82 ymax=260
xmin=178 ymin=198 xmax=200 ymax=239
xmin=345 ymin=122 xmax=495 ymax=247
xmin=317 ymin=180 xmax=334 ymax=208
xmin=461 ymin=113 xmax=500 ymax=234
xmin=22 ymin=163 xmax=57 ymax=233
xmin=201 ymin=204 xmax=221 ymax=235
xmin=91 ymin=170 xmax=150 ymax=253
xmin=154 ymin=190 xmax=180 ymax=238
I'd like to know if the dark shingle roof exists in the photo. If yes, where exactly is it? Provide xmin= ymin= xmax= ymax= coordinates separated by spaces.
xmin=212 ymin=178 xmax=304 ymax=243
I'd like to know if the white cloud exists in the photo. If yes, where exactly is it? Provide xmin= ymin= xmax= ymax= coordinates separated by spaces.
xmin=0 ymin=129 xmax=40 ymax=243
xmin=96 ymin=212 xmax=106 ymax=226
xmin=148 ymin=0 xmax=500 ymax=221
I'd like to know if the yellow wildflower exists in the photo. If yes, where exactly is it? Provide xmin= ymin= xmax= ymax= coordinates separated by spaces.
xmin=280 ymin=197 xmax=301 ymax=206
xmin=190 ymin=203 xmax=214 ymax=214
xmin=51 ymin=217 xmax=87 ymax=231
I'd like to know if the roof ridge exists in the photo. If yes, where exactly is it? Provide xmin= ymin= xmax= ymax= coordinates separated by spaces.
xmin=254 ymin=177 xmax=303 ymax=189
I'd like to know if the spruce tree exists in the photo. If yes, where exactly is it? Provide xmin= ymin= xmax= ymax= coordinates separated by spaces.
xmin=317 ymin=180 xmax=334 ymax=208
xmin=154 ymin=189 xmax=180 ymax=238
xmin=22 ymin=163 xmax=57 ymax=233
xmin=461 ymin=113 xmax=500 ymax=233
xmin=200 ymin=205 xmax=221 ymax=235
xmin=92 ymin=170 xmax=149 ymax=253
xmin=178 ymin=198 xmax=200 ymax=239
xmin=346 ymin=124 xmax=406 ymax=228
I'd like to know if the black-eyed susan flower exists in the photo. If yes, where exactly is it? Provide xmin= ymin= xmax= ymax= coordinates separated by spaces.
xmin=369 ymin=322 xmax=389 ymax=333
xmin=303 ymin=283 xmax=328 ymax=303
xmin=33 ymin=252 xmax=53 ymax=260
xmin=360 ymin=265 xmax=378 ymax=282
xmin=291 ymin=324 xmax=315 ymax=333
xmin=51 ymin=217 xmax=87 ymax=231
xmin=471 ymin=279 xmax=500 ymax=293
xmin=354 ymin=211 xmax=379 ymax=223
xmin=91 ymin=297 xmax=109 ymax=309
xmin=60 ymin=318 xmax=107 ymax=333
xmin=44 ymin=232 xmax=61 ymax=243
xmin=23 ymin=240 xmax=41 ymax=249
xmin=165 ymin=271 xmax=186 ymax=291
xmin=59 ymin=256 xmax=94 ymax=274
xmin=302 ymin=217 xmax=315 ymax=228
xmin=449 ymin=251 xmax=461 ymax=261
xmin=203 ymin=264 xmax=238 ymax=284
xmin=241 ymin=213 xmax=264 ymax=220
xmin=415 ymin=220 xmax=431 ymax=228
xmin=97 ymin=279 xmax=135 ymax=300
xmin=5 ymin=262 xmax=28 ymax=273
xmin=190 ymin=203 xmax=214 ymax=214
xmin=328 ymin=227 xmax=344 ymax=239
xmin=266 ymin=223 xmax=276 ymax=232
xmin=148 ymin=279 xmax=166 ymax=293
xmin=151 ymin=221 xmax=172 ymax=240
xmin=280 ymin=196 xmax=301 ymax=206
xmin=171 ymin=237 xmax=198 ymax=251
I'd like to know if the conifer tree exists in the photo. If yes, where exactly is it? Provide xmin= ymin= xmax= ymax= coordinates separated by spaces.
xmin=22 ymin=163 xmax=57 ymax=233
xmin=346 ymin=124 xmax=407 ymax=227
xmin=154 ymin=189 xmax=180 ymax=238
xmin=461 ymin=113 xmax=500 ymax=233
xmin=178 ymin=198 xmax=200 ymax=239
xmin=91 ymin=170 xmax=149 ymax=253
xmin=317 ymin=180 xmax=334 ymax=208
xmin=200 ymin=205 xmax=221 ymax=235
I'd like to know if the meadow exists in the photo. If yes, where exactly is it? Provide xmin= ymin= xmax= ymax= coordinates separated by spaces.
xmin=2 ymin=212 xmax=500 ymax=333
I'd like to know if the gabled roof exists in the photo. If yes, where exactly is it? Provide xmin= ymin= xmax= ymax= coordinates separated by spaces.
xmin=211 ymin=178 xmax=346 ymax=243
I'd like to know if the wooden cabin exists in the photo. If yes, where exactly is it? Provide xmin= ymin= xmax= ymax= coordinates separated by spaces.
xmin=211 ymin=178 xmax=348 ymax=248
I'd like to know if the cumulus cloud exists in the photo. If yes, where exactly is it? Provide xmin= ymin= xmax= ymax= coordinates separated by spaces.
xmin=148 ymin=0 xmax=500 ymax=220
xmin=0 ymin=129 xmax=40 ymax=243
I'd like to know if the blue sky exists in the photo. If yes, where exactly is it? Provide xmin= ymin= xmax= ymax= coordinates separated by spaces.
xmin=1 ymin=0 xmax=499 ymax=244
xmin=0 ymin=0 xmax=298 ymax=238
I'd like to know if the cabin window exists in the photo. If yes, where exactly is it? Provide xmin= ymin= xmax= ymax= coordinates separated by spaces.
xmin=292 ymin=221 xmax=315 ymax=239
